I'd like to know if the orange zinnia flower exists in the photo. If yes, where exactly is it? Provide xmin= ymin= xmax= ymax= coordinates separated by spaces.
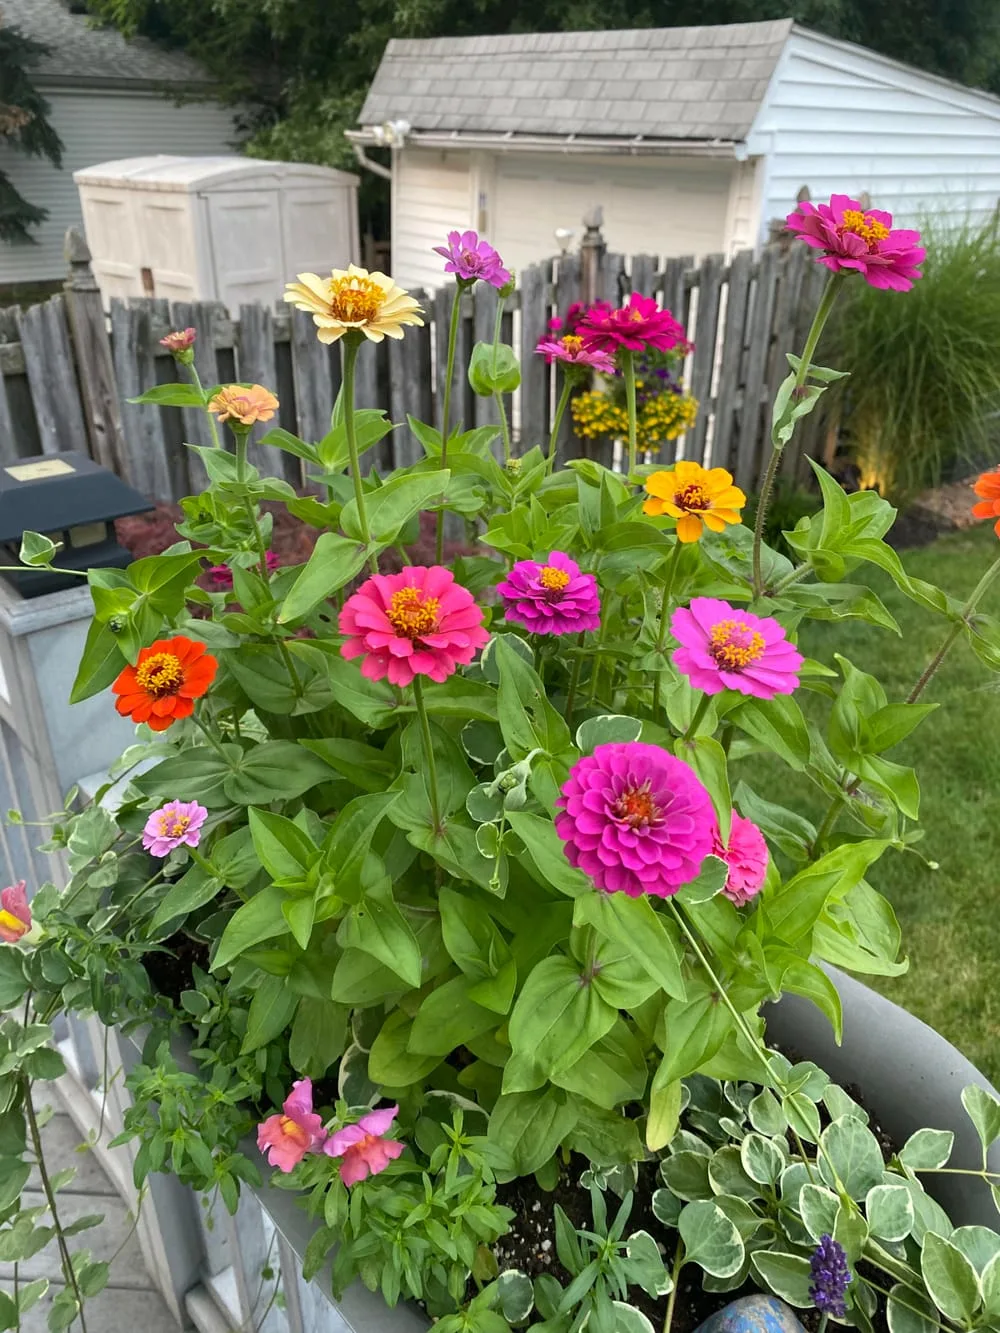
xmin=112 ymin=636 xmax=218 ymax=732
xmin=972 ymin=468 xmax=1000 ymax=536
xmin=643 ymin=460 xmax=746 ymax=543
xmin=208 ymin=384 xmax=279 ymax=426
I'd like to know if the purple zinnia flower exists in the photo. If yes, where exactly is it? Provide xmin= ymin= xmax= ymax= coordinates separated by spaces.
xmin=555 ymin=742 xmax=715 ymax=899
xmin=809 ymin=1236 xmax=850 ymax=1318
xmin=433 ymin=229 xmax=511 ymax=289
xmin=496 ymin=551 xmax=601 ymax=636
xmin=142 ymin=800 xmax=208 ymax=858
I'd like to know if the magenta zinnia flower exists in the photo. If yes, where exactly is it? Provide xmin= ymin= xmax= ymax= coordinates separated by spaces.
xmin=556 ymin=742 xmax=715 ymax=899
xmin=433 ymin=229 xmax=511 ymax=289
xmin=142 ymin=800 xmax=208 ymax=858
xmin=206 ymin=551 xmax=279 ymax=591
xmin=496 ymin=551 xmax=601 ymax=636
xmin=339 ymin=566 xmax=489 ymax=687
xmin=258 ymin=1079 xmax=327 ymax=1173
xmin=579 ymin=293 xmax=686 ymax=354
xmin=714 ymin=812 xmax=768 ymax=907
xmin=535 ymin=333 xmax=616 ymax=374
xmin=786 ymin=194 xmax=924 ymax=291
xmin=671 ymin=597 xmax=803 ymax=700
xmin=0 ymin=881 xmax=30 ymax=943
xmin=325 ymin=1104 xmax=404 ymax=1186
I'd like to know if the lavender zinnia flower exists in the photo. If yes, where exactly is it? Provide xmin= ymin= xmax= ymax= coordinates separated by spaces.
xmin=809 ymin=1235 xmax=850 ymax=1318
xmin=496 ymin=551 xmax=601 ymax=636
xmin=433 ymin=229 xmax=511 ymax=289
xmin=555 ymin=742 xmax=715 ymax=899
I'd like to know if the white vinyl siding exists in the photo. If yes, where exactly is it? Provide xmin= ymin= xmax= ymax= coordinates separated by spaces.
xmin=750 ymin=30 xmax=1000 ymax=237
xmin=0 ymin=87 xmax=239 ymax=285
xmin=392 ymin=147 xmax=474 ymax=292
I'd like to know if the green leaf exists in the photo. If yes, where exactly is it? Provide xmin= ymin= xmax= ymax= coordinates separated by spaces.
xmin=553 ymin=1022 xmax=648 ymax=1110
xmin=750 ymin=1252 xmax=814 ymax=1307
xmin=818 ymin=1116 xmax=886 ymax=1201
xmin=799 ymin=1183 xmax=841 ymax=1242
xmin=300 ymin=738 xmax=396 ymax=793
xmin=887 ymin=1284 xmax=939 ymax=1333
xmin=325 ymin=791 xmax=400 ymax=897
xmin=289 ymin=998 xmax=348 ymax=1079
xmin=69 ymin=617 xmax=127 ymax=703
xmin=962 ymin=1085 xmax=1000 ymax=1159
xmin=0 ymin=950 xmax=28 ymax=1010
xmin=131 ymin=381 xmax=206 ymax=407
xmin=368 ymin=1011 xmax=441 ymax=1087
xmin=730 ymin=694 xmax=810 ymax=771
xmin=408 ymin=974 xmax=499 ymax=1055
xmin=508 ymin=955 xmax=616 ymax=1076
xmin=468 ymin=341 xmax=521 ymax=396
xmin=574 ymin=892 xmax=686 ymax=1000
xmin=342 ymin=470 xmax=450 ymax=544
xmin=241 ymin=974 xmax=298 ymax=1053
xmin=214 ymin=885 xmax=288 ymax=970
xmin=625 ymin=1231 xmax=673 ymax=1298
xmin=781 ymin=960 xmax=844 ymax=1044
xmin=247 ymin=808 xmax=317 ymax=883
xmin=277 ymin=532 xmax=370 ymax=622
xmin=920 ymin=1232 xmax=981 ymax=1324
xmin=150 ymin=867 xmax=222 ymax=929
xmin=506 ymin=811 xmax=590 ymax=899
xmin=765 ymin=840 xmax=892 ymax=949
xmin=337 ymin=882 xmax=422 ymax=988
xmin=898 ymin=1127 xmax=954 ymax=1171
xmin=866 ymin=1184 xmax=915 ymax=1243
xmin=675 ymin=737 xmax=731 ymax=843
xmin=487 ymin=1087 xmax=579 ymax=1177
xmin=134 ymin=745 xmax=239 ymax=810
xmin=660 ymin=1152 xmax=713 ymax=1202
xmin=575 ymin=714 xmax=643 ymax=753
xmin=646 ymin=1078 xmax=683 ymax=1152
xmin=981 ymin=1252 xmax=1000 ymax=1315
xmin=224 ymin=741 xmax=333 ymax=805
xmin=733 ymin=782 xmax=816 ymax=862
xmin=496 ymin=1270 xmax=535 ymax=1323
xmin=739 ymin=1133 xmax=785 ymax=1186
xmin=678 ymin=1201 xmax=744 ymax=1279
xmin=19 ymin=531 xmax=57 ymax=567
xmin=493 ymin=635 xmax=571 ymax=760
xmin=654 ymin=992 xmax=732 ymax=1084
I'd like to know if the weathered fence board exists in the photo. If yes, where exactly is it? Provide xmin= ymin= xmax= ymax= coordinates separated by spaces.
xmin=109 ymin=300 xmax=173 ymax=502
xmin=686 ymin=252 xmax=726 ymax=462
xmin=389 ymin=289 xmax=432 ymax=468
xmin=711 ymin=247 xmax=754 ymax=471
xmin=16 ymin=296 xmax=89 ymax=456
xmin=170 ymin=300 xmax=221 ymax=491
xmin=290 ymin=308 xmax=339 ymax=448
xmin=734 ymin=245 xmax=782 ymax=492
xmin=238 ymin=304 xmax=289 ymax=481
xmin=63 ymin=229 xmax=127 ymax=475
xmin=518 ymin=261 xmax=551 ymax=451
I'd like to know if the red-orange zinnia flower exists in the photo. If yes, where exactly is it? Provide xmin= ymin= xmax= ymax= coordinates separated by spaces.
xmin=972 ymin=469 xmax=1000 ymax=536
xmin=112 ymin=636 xmax=218 ymax=732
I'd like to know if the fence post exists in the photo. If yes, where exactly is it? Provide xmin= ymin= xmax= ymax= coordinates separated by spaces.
xmin=579 ymin=206 xmax=606 ymax=306
xmin=62 ymin=227 xmax=128 ymax=476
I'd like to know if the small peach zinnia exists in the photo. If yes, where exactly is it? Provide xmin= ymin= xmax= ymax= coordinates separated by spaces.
xmin=112 ymin=636 xmax=218 ymax=732
xmin=643 ymin=461 xmax=746 ymax=543
xmin=972 ymin=468 xmax=1000 ymax=536
xmin=284 ymin=264 xmax=423 ymax=345
xmin=208 ymin=384 xmax=279 ymax=427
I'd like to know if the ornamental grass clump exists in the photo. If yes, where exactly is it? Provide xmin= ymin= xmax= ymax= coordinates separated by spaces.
xmin=8 ymin=202 xmax=1000 ymax=1333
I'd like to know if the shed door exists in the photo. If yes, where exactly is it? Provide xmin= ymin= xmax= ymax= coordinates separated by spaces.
xmin=205 ymin=190 xmax=283 ymax=309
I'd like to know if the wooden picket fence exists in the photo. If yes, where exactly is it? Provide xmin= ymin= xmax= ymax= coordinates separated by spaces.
xmin=0 ymin=228 xmax=829 ymax=504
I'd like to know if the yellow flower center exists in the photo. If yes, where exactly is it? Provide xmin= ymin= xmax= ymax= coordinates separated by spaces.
xmin=676 ymin=483 xmax=711 ymax=513
xmin=135 ymin=652 xmax=183 ymax=698
xmin=539 ymin=565 xmax=571 ymax=592
xmin=840 ymin=209 xmax=890 ymax=248
xmin=328 ymin=274 xmax=384 ymax=325
xmin=709 ymin=619 xmax=766 ymax=670
xmin=614 ymin=783 xmax=659 ymax=828
xmin=387 ymin=587 xmax=440 ymax=639
xmin=278 ymin=1116 xmax=309 ymax=1147
xmin=561 ymin=335 xmax=584 ymax=353
xmin=160 ymin=814 xmax=190 ymax=839
xmin=628 ymin=307 xmax=644 ymax=321
xmin=0 ymin=909 xmax=25 ymax=935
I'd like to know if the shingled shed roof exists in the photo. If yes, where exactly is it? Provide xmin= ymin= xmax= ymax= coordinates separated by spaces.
xmin=2 ymin=0 xmax=214 ymax=88
xmin=359 ymin=20 xmax=793 ymax=142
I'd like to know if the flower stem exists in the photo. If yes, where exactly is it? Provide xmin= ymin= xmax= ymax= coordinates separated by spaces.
xmin=811 ymin=789 xmax=846 ymax=858
xmin=906 ymin=550 xmax=1000 ymax=702
xmin=192 ymin=713 xmax=234 ymax=763
xmin=412 ymin=676 xmax=442 ymax=836
xmin=682 ymin=692 xmax=712 ymax=741
xmin=491 ymin=295 xmax=513 ymax=463
xmin=435 ymin=285 xmax=464 ymax=562
xmin=187 ymin=363 xmax=222 ymax=450
xmin=652 ymin=556 xmax=681 ymax=724
xmin=341 ymin=336 xmax=378 ymax=576
xmin=661 ymin=1241 xmax=685 ymax=1333
xmin=547 ymin=377 xmax=572 ymax=474
xmin=565 ymin=634 xmax=586 ymax=730
xmin=751 ymin=274 xmax=843 ymax=598
xmin=622 ymin=350 xmax=638 ymax=476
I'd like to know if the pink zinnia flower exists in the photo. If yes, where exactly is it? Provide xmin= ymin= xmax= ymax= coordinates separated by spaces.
xmin=496 ymin=551 xmax=601 ymax=636
xmin=257 ymin=1079 xmax=327 ymax=1173
xmin=535 ymin=333 xmax=616 ymax=374
xmin=206 ymin=551 xmax=279 ymax=591
xmin=556 ymin=742 xmax=715 ymax=899
xmin=142 ymin=800 xmax=208 ymax=858
xmin=339 ymin=566 xmax=489 ymax=688
xmin=159 ymin=328 xmax=196 ymax=363
xmin=714 ymin=812 xmax=769 ymax=907
xmin=433 ymin=229 xmax=511 ymax=289
xmin=324 ymin=1104 xmax=405 ymax=1186
xmin=670 ymin=597 xmax=803 ymax=700
xmin=579 ymin=293 xmax=686 ymax=354
xmin=786 ymin=194 xmax=925 ymax=292
xmin=0 ymin=881 xmax=30 ymax=943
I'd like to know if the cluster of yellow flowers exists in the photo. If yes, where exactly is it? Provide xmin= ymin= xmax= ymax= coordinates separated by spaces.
xmin=571 ymin=389 xmax=699 ymax=450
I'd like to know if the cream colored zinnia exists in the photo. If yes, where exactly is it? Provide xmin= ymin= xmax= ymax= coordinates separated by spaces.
xmin=284 ymin=264 xmax=423 ymax=344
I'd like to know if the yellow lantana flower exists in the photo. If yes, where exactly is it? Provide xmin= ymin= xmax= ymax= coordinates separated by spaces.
xmin=643 ymin=460 xmax=746 ymax=543
xmin=284 ymin=264 xmax=423 ymax=344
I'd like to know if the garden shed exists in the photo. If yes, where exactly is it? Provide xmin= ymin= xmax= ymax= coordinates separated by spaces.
xmin=352 ymin=20 xmax=1000 ymax=291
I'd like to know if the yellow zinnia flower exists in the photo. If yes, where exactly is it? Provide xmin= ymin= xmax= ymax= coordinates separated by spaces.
xmin=283 ymin=264 xmax=423 ymax=344
xmin=643 ymin=460 xmax=746 ymax=543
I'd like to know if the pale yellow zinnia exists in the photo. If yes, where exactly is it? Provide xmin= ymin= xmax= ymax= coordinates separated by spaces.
xmin=283 ymin=264 xmax=423 ymax=344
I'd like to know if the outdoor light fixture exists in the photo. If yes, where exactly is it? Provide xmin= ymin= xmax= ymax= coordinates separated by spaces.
xmin=0 ymin=453 xmax=153 ymax=598
xmin=554 ymin=227 xmax=576 ymax=254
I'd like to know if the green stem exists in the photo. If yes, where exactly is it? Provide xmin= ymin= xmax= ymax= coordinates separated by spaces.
xmin=192 ymin=713 xmax=233 ymax=763
xmin=752 ymin=274 xmax=843 ymax=597
xmin=817 ymin=1314 xmax=829 ymax=1333
xmin=661 ymin=1242 xmax=685 ymax=1333
xmin=907 ymin=550 xmax=1000 ymax=702
xmin=412 ymin=676 xmax=442 ymax=836
xmin=770 ymin=564 xmax=812 ymax=596
xmin=860 ymin=1272 xmax=955 ymax=1333
xmin=547 ymin=377 xmax=572 ymax=474
xmin=812 ymin=790 xmax=846 ymax=858
xmin=565 ymin=636 xmax=585 ymax=730
xmin=682 ymin=693 xmax=712 ymax=741
xmin=187 ymin=364 xmax=222 ymax=451
xmin=25 ymin=1076 xmax=89 ymax=1332
xmin=491 ymin=295 xmax=513 ymax=463
xmin=342 ymin=336 xmax=378 ymax=576
xmin=622 ymin=351 xmax=638 ymax=476
xmin=652 ymin=543 xmax=682 ymax=722
xmin=435 ymin=286 xmax=464 ymax=563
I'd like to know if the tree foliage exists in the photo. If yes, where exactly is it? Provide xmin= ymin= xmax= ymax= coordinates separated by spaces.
xmin=0 ymin=19 xmax=63 ymax=244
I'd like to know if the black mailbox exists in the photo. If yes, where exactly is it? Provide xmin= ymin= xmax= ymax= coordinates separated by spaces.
xmin=0 ymin=453 xmax=153 ymax=598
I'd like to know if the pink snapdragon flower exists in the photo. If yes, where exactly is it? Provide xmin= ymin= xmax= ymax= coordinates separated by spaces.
xmin=579 ymin=293 xmax=686 ymax=354
xmin=556 ymin=742 xmax=715 ymax=899
xmin=786 ymin=195 xmax=925 ymax=291
xmin=339 ymin=566 xmax=489 ymax=687
xmin=0 ymin=881 xmax=31 ymax=943
xmin=433 ymin=230 xmax=511 ymax=289
xmin=257 ymin=1079 xmax=327 ymax=1172
xmin=714 ymin=812 xmax=769 ymax=907
xmin=324 ymin=1104 xmax=405 ymax=1186
xmin=670 ymin=598 xmax=803 ymax=699
xmin=535 ymin=333 xmax=616 ymax=374
xmin=496 ymin=551 xmax=601 ymax=635
xmin=142 ymin=800 xmax=208 ymax=858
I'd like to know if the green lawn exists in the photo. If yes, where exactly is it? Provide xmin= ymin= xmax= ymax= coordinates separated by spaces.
xmin=774 ymin=524 xmax=1000 ymax=1082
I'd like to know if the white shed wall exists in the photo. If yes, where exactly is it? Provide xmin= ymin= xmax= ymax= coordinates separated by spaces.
xmin=392 ymin=147 xmax=474 ymax=292
xmin=750 ymin=30 xmax=1000 ymax=237
xmin=0 ymin=87 xmax=238 ymax=285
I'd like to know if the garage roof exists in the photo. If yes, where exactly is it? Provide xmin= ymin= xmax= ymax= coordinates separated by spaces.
xmin=359 ymin=20 xmax=793 ymax=142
